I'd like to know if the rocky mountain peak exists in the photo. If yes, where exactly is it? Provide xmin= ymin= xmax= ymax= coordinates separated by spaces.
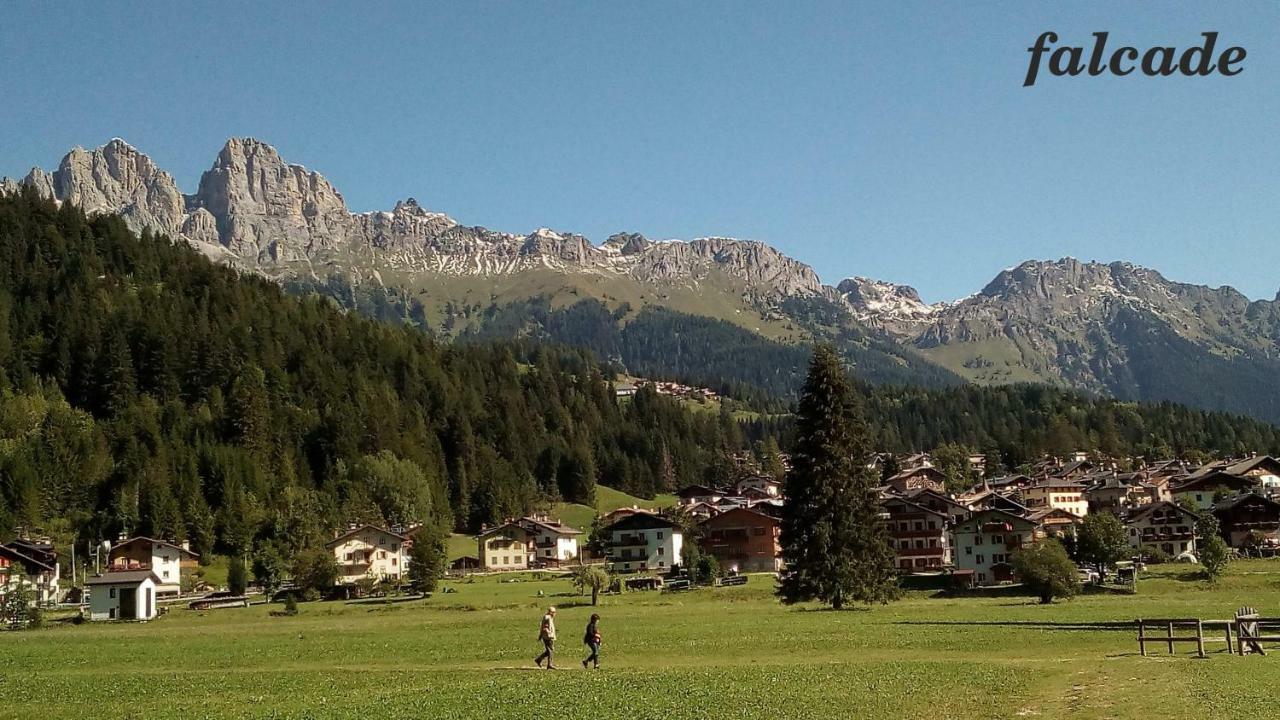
xmin=837 ymin=276 xmax=939 ymax=322
xmin=602 ymin=232 xmax=651 ymax=255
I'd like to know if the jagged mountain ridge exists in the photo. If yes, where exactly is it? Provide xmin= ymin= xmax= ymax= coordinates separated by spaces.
xmin=6 ymin=138 xmax=1280 ymax=421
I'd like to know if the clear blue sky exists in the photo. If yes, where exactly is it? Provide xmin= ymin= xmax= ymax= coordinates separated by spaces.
xmin=3 ymin=1 xmax=1279 ymax=302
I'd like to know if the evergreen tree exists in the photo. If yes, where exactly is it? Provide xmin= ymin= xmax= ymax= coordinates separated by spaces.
xmin=778 ymin=345 xmax=898 ymax=609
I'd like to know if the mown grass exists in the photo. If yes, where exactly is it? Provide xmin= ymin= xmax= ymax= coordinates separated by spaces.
xmin=5 ymin=562 xmax=1280 ymax=719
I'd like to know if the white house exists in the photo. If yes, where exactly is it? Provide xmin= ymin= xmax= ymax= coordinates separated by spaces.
xmin=951 ymin=509 xmax=1039 ymax=586
xmin=86 ymin=570 xmax=159 ymax=621
xmin=1021 ymin=478 xmax=1089 ymax=518
xmin=602 ymin=511 xmax=683 ymax=573
xmin=515 ymin=516 xmax=581 ymax=566
xmin=107 ymin=537 xmax=199 ymax=596
xmin=326 ymin=525 xmax=407 ymax=585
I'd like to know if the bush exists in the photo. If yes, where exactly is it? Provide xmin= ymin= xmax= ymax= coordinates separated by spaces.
xmin=283 ymin=594 xmax=299 ymax=616
xmin=1200 ymin=535 xmax=1232 ymax=584
xmin=1012 ymin=539 xmax=1080 ymax=604
xmin=1143 ymin=547 xmax=1172 ymax=565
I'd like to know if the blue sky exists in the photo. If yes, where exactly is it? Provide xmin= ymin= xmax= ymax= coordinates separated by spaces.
xmin=2 ymin=1 xmax=1278 ymax=302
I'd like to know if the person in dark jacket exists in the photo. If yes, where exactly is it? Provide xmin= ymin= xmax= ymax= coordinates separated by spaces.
xmin=582 ymin=613 xmax=602 ymax=669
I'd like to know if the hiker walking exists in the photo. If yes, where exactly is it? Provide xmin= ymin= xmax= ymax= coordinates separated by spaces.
xmin=535 ymin=606 xmax=557 ymax=669
xmin=582 ymin=613 xmax=602 ymax=669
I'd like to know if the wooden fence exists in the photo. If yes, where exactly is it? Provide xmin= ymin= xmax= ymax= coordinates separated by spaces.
xmin=1136 ymin=607 xmax=1280 ymax=657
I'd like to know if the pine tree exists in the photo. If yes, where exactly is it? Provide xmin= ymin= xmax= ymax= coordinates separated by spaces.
xmin=778 ymin=345 xmax=898 ymax=609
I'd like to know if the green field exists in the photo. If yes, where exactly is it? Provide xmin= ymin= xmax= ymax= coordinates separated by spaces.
xmin=4 ymin=562 xmax=1280 ymax=719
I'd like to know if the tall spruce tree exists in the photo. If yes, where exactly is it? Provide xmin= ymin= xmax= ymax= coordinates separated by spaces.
xmin=778 ymin=345 xmax=898 ymax=609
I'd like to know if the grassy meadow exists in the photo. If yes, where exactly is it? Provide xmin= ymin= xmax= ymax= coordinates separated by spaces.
xmin=4 ymin=562 xmax=1280 ymax=719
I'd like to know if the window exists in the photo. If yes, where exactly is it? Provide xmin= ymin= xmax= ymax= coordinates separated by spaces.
xmin=914 ymin=522 xmax=923 ymax=531
xmin=109 ymin=588 xmax=116 ymax=598
xmin=965 ymin=546 xmax=972 ymax=555
xmin=345 ymin=553 xmax=353 ymax=561
xmin=502 ymin=556 xmax=509 ymax=564
xmin=992 ymin=535 xmax=1003 ymax=544
xmin=928 ymin=521 xmax=936 ymax=530
xmin=379 ymin=551 xmax=387 ymax=559
xmin=491 ymin=556 xmax=498 ymax=565
xmin=975 ymin=536 xmax=983 ymax=545
xmin=928 ymin=539 xmax=937 ymax=548
xmin=109 ymin=608 xmax=116 ymax=619
xmin=978 ymin=573 xmax=986 ymax=582
xmin=915 ymin=540 xmax=924 ymax=549
xmin=392 ymin=558 xmax=398 ymax=566
xmin=752 ymin=527 xmax=765 ymax=536
xmin=658 ymin=561 xmax=665 ymax=568
xmin=976 ymin=555 xmax=985 ymax=564
xmin=657 ymin=547 xmax=664 ymax=556
xmin=163 ymin=570 xmax=170 ymax=579
xmin=657 ymin=532 xmax=664 ymax=540
xmin=544 ymin=549 xmax=552 ymax=557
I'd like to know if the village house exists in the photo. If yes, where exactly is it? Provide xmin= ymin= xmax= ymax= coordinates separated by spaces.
xmin=697 ymin=506 xmax=782 ymax=573
xmin=962 ymin=489 xmax=1031 ymax=516
xmin=1171 ymin=471 xmax=1256 ymax=510
xmin=1212 ymin=493 xmax=1280 ymax=548
xmin=86 ymin=570 xmax=159 ymax=621
xmin=0 ymin=539 xmax=60 ymax=606
xmin=1021 ymin=478 xmax=1089 ymax=518
xmin=676 ymin=485 xmax=724 ymax=507
xmin=326 ymin=525 xmax=407 ymax=586
xmin=881 ymin=496 xmax=951 ymax=571
xmin=884 ymin=465 xmax=948 ymax=494
xmin=951 ymin=509 xmax=1039 ymax=586
xmin=514 ymin=516 xmax=581 ymax=566
xmin=1028 ymin=507 xmax=1083 ymax=540
xmin=107 ymin=537 xmax=199 ymax=597
xmin=1192 ymin=456 xmax=1280 ymax=490
xmin=602 ymin=511 xmax=682 ymax=574
xmin=734 ymin=475 xmax=782 ymax=499
xmin=1124 ymin=501 xmax=1199 ymax=558
xmin=476 ymin=523 xmax=532 ymax=572
xmin=904 ymin=488 xmax=970 ymax=524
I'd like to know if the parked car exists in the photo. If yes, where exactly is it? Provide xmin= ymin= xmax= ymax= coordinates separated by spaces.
xmin=1076 ymin=567 xmax=1099 ymax=584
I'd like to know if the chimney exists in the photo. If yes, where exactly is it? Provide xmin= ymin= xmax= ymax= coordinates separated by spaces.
xmin=180 ymin=540 xmax=190 ymax=552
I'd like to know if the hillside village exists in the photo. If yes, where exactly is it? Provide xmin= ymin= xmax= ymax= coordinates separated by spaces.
xmin=5 ymin=449 xmax=1280 ymax=622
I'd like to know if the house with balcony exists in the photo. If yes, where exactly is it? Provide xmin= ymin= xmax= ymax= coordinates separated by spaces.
xmin=602 ymin=511 xmax=682 ymax=574
xmin=0 ymin=540 xmax=60 ymax=606
xmin=515 ymin=516 xmax=581 ymax=566
xmin=1124 ymin=501 xmax=1199 ymax=558
xmin=884 ymin=466 xmax=948 ymax=495
xmin=676 ymin=484 xmax=724 ymax=507
xmin=107 ymin=537 xmax=199 ymax=597
xmin=1212 ymin=493 xmax=1280 ymax=548
xmin=881 ymin=496 xmax=951 ymax=572
xmin=697 ymin=507 xmax=781 ymax=573
xmin=326 ymin=525 xmax=407 ymax=585
xmin=951 ymin=509 xmax=1039 ymax=586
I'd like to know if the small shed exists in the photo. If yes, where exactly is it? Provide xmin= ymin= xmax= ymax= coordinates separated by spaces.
xmin=86 ymin=571 xmax=161 ymax=621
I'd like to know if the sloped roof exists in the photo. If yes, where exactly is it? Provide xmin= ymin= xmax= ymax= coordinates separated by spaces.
xmin=85 ymin=570 xmax=161 ymax=586
xmin=110 ymin=536 xmax=200 ymax=559
xmin=604 ymin=511 xmax=680 ymax=533
xmin=325 ymin=525 xmax=407 ymax=548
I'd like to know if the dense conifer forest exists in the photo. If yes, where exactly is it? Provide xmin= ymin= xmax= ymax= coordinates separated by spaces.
xmin=0 ymin=192 xmax=741 ymax=561
xmin=4 ymin=191 xmax=1280 ymax=563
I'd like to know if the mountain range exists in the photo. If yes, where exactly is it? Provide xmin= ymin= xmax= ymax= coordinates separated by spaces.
xmin=6 ymin=138 xmax=1280 ymax=423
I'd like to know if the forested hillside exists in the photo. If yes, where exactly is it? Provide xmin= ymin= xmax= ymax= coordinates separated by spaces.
xmin=0 ymin=192 xmax=744 ymax=561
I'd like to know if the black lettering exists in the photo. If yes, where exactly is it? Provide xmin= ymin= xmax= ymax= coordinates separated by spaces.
xmin=1141 ymin=46 xmax=1177 ymax=76
xmin=1025 ymin=31 xmax=1058 ymax=86
xmin=1179 ymin=32 xmax=1219 ymax=76
xmin=1050 ymin=46 xmax=1085 ymax=76
xmin=1219 ymin=46 xmax=1246 ymax=76
xmin=1088 ymin=32 xmax=1109 ymax=76
xmin=1110 ymin=47 xmax=1138 ymax=76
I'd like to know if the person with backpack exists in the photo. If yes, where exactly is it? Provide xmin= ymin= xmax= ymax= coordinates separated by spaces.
xmin=582 ymin=613 xmax=602 ymax=669
xmin=535 ymin=606 xmax=557 ymax=669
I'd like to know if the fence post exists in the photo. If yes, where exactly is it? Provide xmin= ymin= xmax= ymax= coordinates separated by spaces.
xmin=1167 ymin=621 xmax=1175 ymax=654
xmin=1196 ymin=620 xmax=1205 ymax=658
xmin=1138 ymin=619 xmax=1146 ymax=656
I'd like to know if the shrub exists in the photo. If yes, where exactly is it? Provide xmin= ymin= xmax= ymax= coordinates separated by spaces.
xmin=1143 ymin=547 xmax=1172 ymax=564
xmin=1013 ymin=539 xmax=1080 ymax=604
xmin=283 ymin=594 xmax=299 ymax=616
xmin=1200 ymin=535 xmax=1232 ymax=584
